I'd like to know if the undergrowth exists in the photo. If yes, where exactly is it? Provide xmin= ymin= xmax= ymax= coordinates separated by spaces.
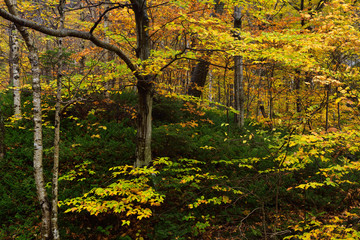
xmin=1 ymin=90 xmax=360 ymax=239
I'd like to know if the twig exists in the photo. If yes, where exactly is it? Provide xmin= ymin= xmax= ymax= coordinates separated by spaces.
xmin=238 ymin=207 xmax=260 ymax=237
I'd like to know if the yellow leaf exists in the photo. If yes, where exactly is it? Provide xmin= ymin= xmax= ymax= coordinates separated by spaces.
xmin=91 ymin=134 xmax=101 ymax=139
xmin=222 ymin=195 xmax=231 ymax=203
xmin=121 ymin=220 xmax=130 ymax=226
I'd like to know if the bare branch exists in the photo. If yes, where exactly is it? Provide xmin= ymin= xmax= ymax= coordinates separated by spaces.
xmin=0 ymin=8 xmax=139 ymax=77
xmin=89 ymin=3 xmax=132 ymax=34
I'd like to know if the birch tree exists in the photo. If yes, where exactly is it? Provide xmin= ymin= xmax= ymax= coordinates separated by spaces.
xmin=0 ymin=0 xmax=157 ymax=168
xmin=3 ymin=0 xmax=51 ymax=238
xmin=51 ymin=0 xmax=66 ymax=238
xmin=9 ymin=20 xmax=21 ymax=119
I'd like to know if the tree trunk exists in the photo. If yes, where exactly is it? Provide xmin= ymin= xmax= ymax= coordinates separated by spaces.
xmin=188 ymin=59 xmax=210 ymax=98
xmin=135 ymin=80 xmax=153 ymax=167
xmin=31 ymin=37 xmax=51 ymax=240
xmin=233 ymin=6 xmax=244 ymax=127
xmin=104 ymin=0 xmax=115 ymax=93
xmin=0 ymin=106 xmax=5 ymax=160
xmin=9 ymin=22 xmax=21 ymax=119
xmin=51 ymin=1 xmax=65 ymax=239
xmin=187 ymin=1 xmax=224 ymax=98
xmin=1 ymin=0 xmax=155 ymax=170
xmin=51 ymin=59 xmax=61 ymax=240
xmin=295 ymin=75 xmax=301 ymax=113
xmin=5 ymin=0 xmax=51 ymax=238
xmin=208 ymin=70 xmax=213 ymax=102
xmin=132 ymin=0 xmax=153 ymax=167
xmin=325 ymin=84 xmax=330 ymax=131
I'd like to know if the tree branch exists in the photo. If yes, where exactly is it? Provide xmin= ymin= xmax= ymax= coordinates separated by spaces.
xmin=89 ymin=3 xmax=132 ymax=34
xmin=0 ymin=8 xmax=139 ymax=77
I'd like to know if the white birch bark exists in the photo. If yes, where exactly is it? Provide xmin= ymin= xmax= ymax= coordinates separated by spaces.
xmin=10 ymin=22 xmax=21 ymax=119
xmin=0 ymin=0 xmax=155 ymax=169
xmin=51 ymin=1 xmax=65 ymax=238
xmin=5 ymin=0 xmax=51 ymax=238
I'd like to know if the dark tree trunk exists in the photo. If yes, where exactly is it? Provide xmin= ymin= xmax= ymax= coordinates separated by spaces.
xmin=0 ymin=106 xmax=5 ymax=160
xmin=187 ymin=59 xmax=210 ymax=98
xmin=187 ymin=1 xmax=224 ymax=98
xmin=325 ymin=84 xmax=330 ymax=131
xmin=132 ymin=0 xmax=153 ymax=167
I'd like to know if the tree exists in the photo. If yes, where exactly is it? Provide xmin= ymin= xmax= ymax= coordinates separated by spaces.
xmin=51 ymin=1 xmax=66 ymax=238
xmin=9 ymin=21 xmax=21 ymax=119
xmin=0 ymin=106 xmax=5 ymax=160
xmin=3 ymin=0 xmax=51 ymax=238
xmin=0 ymin=1 xmax=156 ymax=168
xmin=233 ymin=5 xmax=244 ymax=127
xmin=187 ymin=0 xmax=224 ymax=98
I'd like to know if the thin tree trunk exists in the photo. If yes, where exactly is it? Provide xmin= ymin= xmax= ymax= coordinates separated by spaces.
xmin=208 ymin=70 xmax=213 ymax=102
xmin=234 ymin=6 xmax=244 ymax=127
xmin=51 ymin=62 xmax=61 ymax=240
xmin=0 ymin=106 xmax=5 ymax=160
xmin=104 ymin=0 xmax=115 ymax=93
xmin=295 ymin=75 xmax=301 ymax=113
xmin=325 ymin=84 xmax=330 ymax=131
xmin=10 ymin=22 xmax=21 ymax=119
xmin=8 ymin=24 xmax=13 ymax=85
xmin=5 ymin=0 xmax=51 ymax=238
xmin=51 ymin=1 xmax=65 ymax=239
xmin=337 ymin=97 xmax=341 ymax=130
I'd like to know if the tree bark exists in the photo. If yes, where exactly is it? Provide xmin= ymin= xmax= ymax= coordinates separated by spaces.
xmin=0 ymin=0 xmax=156 ymax=168
xmin=187 ymin=1 xmax=224 ymax=98
xmin=132 ymin=0 xmax=153 ymax=167
xmin=187 ymin=59 xmax=210 ymax=98
xmin=51 ymin=1 xmax=65 ymax=239
xmin=233 ymin=6 xmax=244 ymax=127
xmin=325 ymin=84 xmax=330 ymax=131
xmin=136 ymin=79 xmax=153 ymax=167
xmin=9 ymin=22 xmax=21 ymax=119
xmin=0 ymin=106 xmax=5 ymax=160
xmin=5 ymin=0 xmax=51 ymax=238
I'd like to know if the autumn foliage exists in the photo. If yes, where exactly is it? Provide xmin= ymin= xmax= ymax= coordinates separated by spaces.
xmin=0 ymin=0 xmax=360 ymax=239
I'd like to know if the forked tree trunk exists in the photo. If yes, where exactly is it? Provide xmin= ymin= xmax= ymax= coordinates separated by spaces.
xmin=1 ymin=0 xmax=156 ymax=170
xmin=5 ymin=0 xmax=51 ymax=238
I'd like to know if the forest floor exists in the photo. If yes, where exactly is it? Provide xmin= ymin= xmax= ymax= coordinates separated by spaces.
xmin=1 ymin=91 xmax=360 ymax=239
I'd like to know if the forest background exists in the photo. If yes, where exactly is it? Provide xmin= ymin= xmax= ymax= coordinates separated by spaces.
xmin=1 ymin=0 xmax=360 ymax=239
